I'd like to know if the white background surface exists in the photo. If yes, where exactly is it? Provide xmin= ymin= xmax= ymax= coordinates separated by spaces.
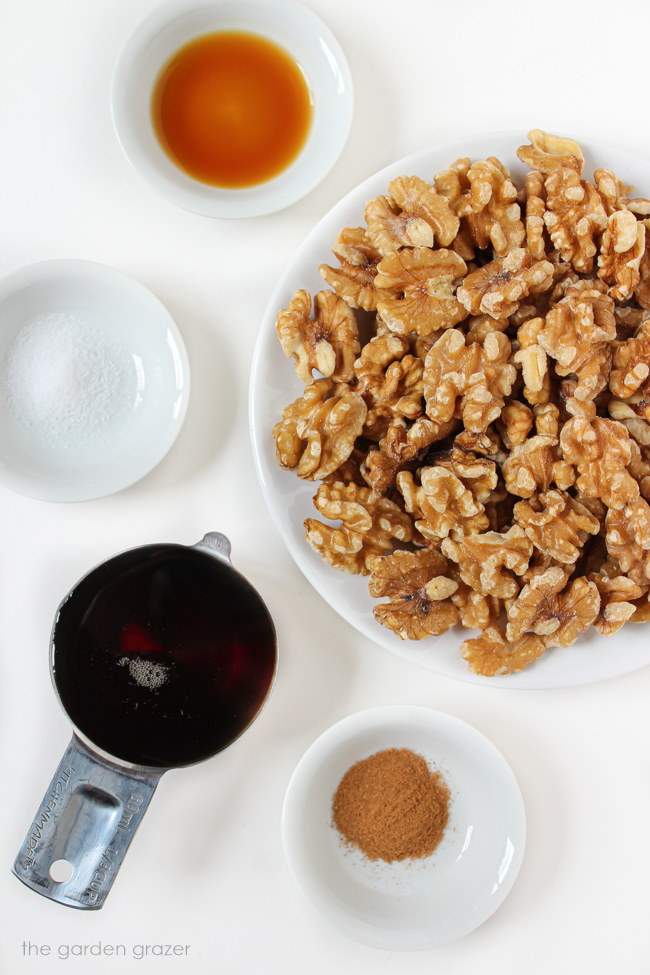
xmin=1 ymin=0 xmax=650 ymax=972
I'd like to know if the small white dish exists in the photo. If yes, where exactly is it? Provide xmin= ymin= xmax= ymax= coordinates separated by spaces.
xmin=111 ymin=0 xmax=353 ymax=218
xmin=282 ymin=705 xmax=526 ymax=951
xmin=0 ymin=259 xmax=189 ymax=502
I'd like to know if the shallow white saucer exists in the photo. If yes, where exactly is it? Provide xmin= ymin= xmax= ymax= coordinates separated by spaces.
xmin=282 ymin=705 xmax=526 ymax=950
xmin=111 ymin=0 xmax=353 ymax=217
xmin=0 ymin=259 xmax=189 ymax=502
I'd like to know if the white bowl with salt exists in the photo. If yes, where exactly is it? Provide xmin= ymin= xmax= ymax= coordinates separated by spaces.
xmin=0 ymin=260 xmax=189 ymax=501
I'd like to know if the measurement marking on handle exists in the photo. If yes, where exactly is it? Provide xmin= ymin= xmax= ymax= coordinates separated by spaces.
xmin=117 ymin=793 xmax=144 ymax=833
xmin=21 ymin=764 xmax=76 ymax=869
xmin=85 ymin=847 xmax=120 ymax=905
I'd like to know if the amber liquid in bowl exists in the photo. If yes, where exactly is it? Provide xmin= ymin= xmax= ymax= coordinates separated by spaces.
xmin=151 ymin=30 xmax=313 ymax=189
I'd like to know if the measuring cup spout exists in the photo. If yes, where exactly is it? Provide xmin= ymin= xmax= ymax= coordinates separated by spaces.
xmin=12 ymin=734 xmax=162 ymax=909
xmin=192 ymin=531 xmax=232 ymax=562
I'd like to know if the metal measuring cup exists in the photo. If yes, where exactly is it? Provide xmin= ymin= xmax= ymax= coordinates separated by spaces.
xmin=12 ymin=532 xmax=277 ymax=910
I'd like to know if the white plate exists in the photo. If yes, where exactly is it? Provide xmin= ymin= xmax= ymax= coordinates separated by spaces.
xmin=111 ymin=0 xmax=353 ymax=218
xmin=250 ymin=132 xmax=650 ymax=688
xmin=282 ymin=705 xmax=526 ymax=950
xmin=0 ymin=259 xmax=189 ymax=502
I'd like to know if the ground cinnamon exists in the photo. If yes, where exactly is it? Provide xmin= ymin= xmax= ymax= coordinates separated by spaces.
xmin=332 ymin=748 xmax=450 ymax=862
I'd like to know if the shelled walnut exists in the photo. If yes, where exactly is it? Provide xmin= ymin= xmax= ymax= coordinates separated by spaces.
xmin=369 ymin=549 xmax=459 ymax=639
xmin=271 ymin=129 xmax=650 ymax=676
xmin=276 ymin=289 xmax=360 ymax=383
xmin=304 ymin=481 xmax=414 ymax=574
xmin=373 ymin=247 xmax=468 ymax=335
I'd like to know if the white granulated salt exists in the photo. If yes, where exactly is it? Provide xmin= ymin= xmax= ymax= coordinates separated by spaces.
xmin=4 ymin=311 xmax=138 ymax=451
xmin=118 ymin=655 xmax=170 ymax=690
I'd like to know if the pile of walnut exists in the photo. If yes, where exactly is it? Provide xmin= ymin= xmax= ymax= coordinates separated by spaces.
xmin=272 ymin=129 xmax=650 ymax=676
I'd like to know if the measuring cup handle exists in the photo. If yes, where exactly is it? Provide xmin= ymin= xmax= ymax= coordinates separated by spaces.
xmin=12 ymin=734 xmax=162 ymax=910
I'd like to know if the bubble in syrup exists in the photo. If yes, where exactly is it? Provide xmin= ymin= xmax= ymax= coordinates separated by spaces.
xmin=117 ymin=656 xmax=170 ymax=690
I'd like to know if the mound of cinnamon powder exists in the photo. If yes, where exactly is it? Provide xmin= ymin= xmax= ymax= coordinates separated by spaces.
xmin=332 ymin=748 xmax=450 ymax=862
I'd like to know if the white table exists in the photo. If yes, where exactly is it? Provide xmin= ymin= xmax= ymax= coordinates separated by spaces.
xmin=1 ymin=0 xmax=649 ymax=972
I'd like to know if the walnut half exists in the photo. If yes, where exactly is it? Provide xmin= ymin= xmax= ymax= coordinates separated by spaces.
xmin=276 ymin=290 xmax=359 ymax=383
xmin=369 ymin=549 xmax=459 ymax=639
xmin=457 ymin=248 xmax=553 ymax=319
xmin=305 ymin=481 xmax=414 ymax=575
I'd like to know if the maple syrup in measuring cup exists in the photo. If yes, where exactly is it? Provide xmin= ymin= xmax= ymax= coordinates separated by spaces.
xmin=54 ymin=538 xmax=276 ymax=767
xmin=13 ymin=533 xmax=277 ymax=909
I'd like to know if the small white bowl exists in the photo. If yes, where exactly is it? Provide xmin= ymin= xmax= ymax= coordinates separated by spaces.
xmin=0 ymin=260 xmax=189 ymax=502
xmin=282 ymin=706 xmax=526 ymax=950
xmin=111 ymin=0 xmax=353 ymax=218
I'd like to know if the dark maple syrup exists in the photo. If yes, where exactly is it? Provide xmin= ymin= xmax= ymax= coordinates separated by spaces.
xmin=52 ymin=545 xmax=277 ymax=768
xmin=151 ymin=30 xmax=313 ymax=188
